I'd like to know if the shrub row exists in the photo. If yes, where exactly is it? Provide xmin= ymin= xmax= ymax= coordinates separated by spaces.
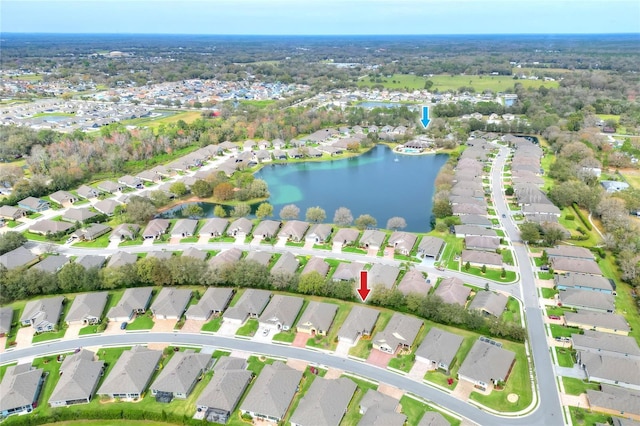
xmin=572 ymin=203 xmax=592 ymax=231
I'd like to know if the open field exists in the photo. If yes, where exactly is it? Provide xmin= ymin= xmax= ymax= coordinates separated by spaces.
xmin=357 ymin=73 xmax=559 ymax=92
xmin=619 ymin=168 xmax=640 ymax=190
xmin=121 ymin=110 xmax=203 ymax=129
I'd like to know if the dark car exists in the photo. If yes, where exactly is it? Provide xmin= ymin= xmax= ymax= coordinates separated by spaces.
xmin=120 ymin=322 xmax=128 ymax=330
xmin=501 ymin=213 xmax=506 ymax=218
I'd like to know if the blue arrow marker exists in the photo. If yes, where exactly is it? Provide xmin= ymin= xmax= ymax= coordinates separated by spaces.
xmin=420 ymin=105 xmax=431 ymax=128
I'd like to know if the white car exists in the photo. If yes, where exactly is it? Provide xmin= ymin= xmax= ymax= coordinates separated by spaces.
xmin=262 ymin=328 xmax=270 ymax=337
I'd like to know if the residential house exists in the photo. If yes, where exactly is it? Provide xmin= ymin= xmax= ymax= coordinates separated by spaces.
xmin=20 ymin=296 xmax=64 ymax=332
xmin=49 ymin=349 xmax=104 ymax=407
xmin=0 ymin=205 xmax=27 ymax=220
xmin=222 ymin=289 xmax=272 ymax=324
xmin=368 ymin=263 xmax=400 ymax=289
xmin=18 ymin=196 xmax=49 ymax=212
xmin=142 ymin=218 xmax=170 ymax=239
xmin=550 ymin=257 xmax=602 ymax=275
xmin=279 ymin=220 xmax=310 ymax=241
xmin=454 ymin=225 xmax=497 ymax=238
xmin=435 ymin=277 xmax=471 ymax=306
xmin=305 ymin=223 xmax=333 ymax=244
xmin=586 ymin=385 xmax=640 ymax=422
xmin=209 ymin=247 xmax=243 ymax=270
xmin=332 ymin=228 xmax=359 ymax=247
xmin=136 ymin=170 xmax=162 ymax=183
xmin=106 ymin=251 xmax=138 ymax=268
xmin=227 ymin=217 xmax=253 ymax=237
xmin=171 ymin=219 xmax=198 ymax=238
xmin=458 ymin=339 xmax=516 ymax=391
xmin=337 ymin=305 xmax=380 ymax=345
xmin=118 ymin=175 xmax=144 ymax=189
xmin=555 ymin=273 xmax=614 ymax=294
xmin=62 ymin=207 xmax=99 ymax=224
xmin=301 ymin=256 xmax=330 ymax=277
xmin=332 ymin=261 xmax=365 ymax=281
xmin=239 ymin=362 xmax=303 ymax=423
xmin=296 ymin=301 xmax=338 ymax=336
xmin=182 ymin=247 xmax=207 ymax=261
xmin=150 ymin=350 xmax=212 ymax=402
xmin=464 ymin=235 xmax=500 ymax=252
xmin=245 ymin=250 xmax=273 ymax=266
xmin=253 ymin=220 xmax=281 ymax=239
xmin=0 ymin=246 xmax=39 ymax=269
xmin=577 ymin=351 xmax=640 ymax=391
xmin=185 ymin=287 xmax=234 ymax=321
xmin=72 ymin=223 xmax=110 ymax=241
xmin=558 ymin=289 xmax=615 ymax=313
xmin=32 ymin=255 xmax=69 ymax=273
xmin=546 ymin=246 xmax=594 ymax=260
xmin=415 ymin=327 xmax=464 ymax=373
xmin=359 ymin=229 xmax=386 ymax=251
xmin=0 ymin=363 xmax=45 ymax=418
xmin=199 ymin=218 xmax=229 ymax=237
xmin=97 ymin=180 xmax=123 ymax=193
xmin=601 ymin=180 xmax=630 ymax=193
xmin=461 ymin=250 xmax=502 ymax=267
xmin=109 ymin=223 xmax=140 ymax=241
xmin=358 ymin=390 xmax=406 ymax=426
xmin=196 ymin=359 xmax=253 ymax=424
xmin=372 ymin=313 xmax=423 ymax=354
xmin=571 ymin=330 xmax=640 ymax=361
xmin=417 ymin=412 xmax=451 ymax=426
xmin=290 ymin=377 xmax=357 ymax=426
xmin=97 ymin=346 xmax=162 ymax=399
xmin=387 ymin=231 xmax=417 ymax=255
xmin=66 ymin=291 xmax=108 ymax=325
xmin=468 ymin=291 xmax=508 ymax=317
xmin=259 ymin=294 xmax=304 ymax=332
xmin=452 ymin=203 xmax=487 ymax=216
xmin=522 ymin=203 xmax=561 ymax=217
xmin=150 ymin=288 xmax=192 ymax=320
xmin=0 ymin=306 xmax=13 ymax=337
xmin=106 ymin=287 xmax=153 ymax=322
xmin=29 ymin=219 xmax=73 ymax=235
xmin=49 ymin=190 xmax=77 ymax=206
xmin=417 ymin=236 xmax=445 ymax=259
xmin=460 ymin=215 xmax=493 ymax=227
xmin=270 ymin=252 xmax=299 ymax=275
xmin=75 ymin=255 xmax=106 ymax=270
xmin=398 ymin=259 xmax=433 ymax=289
xmin=564 ymin=311 xmax=630 ymax=336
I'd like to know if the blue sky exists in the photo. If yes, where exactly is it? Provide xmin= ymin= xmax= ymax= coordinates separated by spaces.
xmin=2 ymin=0 xmax=639 ymax=35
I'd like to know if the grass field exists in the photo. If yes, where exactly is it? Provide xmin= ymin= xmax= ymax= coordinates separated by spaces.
xmin=357 ymin=73 xmax=559 ymax=92
xmin=126 ymin=313 xmax=154 ymax=330
xmin=121 ymin=110 xmax=202 ymax=130
xmin=620 ymin=169 xmax=640 ymax=190
xmin=562 ymin=377 xmax=600 ymax=396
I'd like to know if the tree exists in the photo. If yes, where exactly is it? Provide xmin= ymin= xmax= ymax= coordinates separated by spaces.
xmin=0 ymin=231 xmax=27 ymax=255
xmin=231 ymin=203 xmax=250 ymax=217
xmin=213 ymin=205 xmax=227 ymax=218
xmin=125 ymin=196 xmax=157 ymax=224
xmin=432 ymin=199 xmax=452 ymax=218
xmin=298 ymin=271 xmax=327 ymax=295
xmin=249 ymin=179 xmax=269 ymax=198
xmin=169 ymin=181 xmax=188 ymax=197
xmin=255 ymin=202 xmax=274 ymax=220
xmin=305 ymin=206 xmax=326 ymax=223
xmin=386 ymin=216 xmax=407 ymax=231
xmin=192 ymin=179 xmax=213 ymax=198
xmin=464 ymin=261 xmax=470 ymax=271
xmin=183 ymin=204 xmax=204 ymax=218
xmin=333 ymin=207 xmax=353 ymax=227
xmin=279 ymin=204 xmax=300 ymax=220
xmin=519 ymin=222 xmax=542 ymax=244
xmin=149 ymin=190 xmax=170 ymax=207
xmin=213 ymin=182 xmax=234 ymax=201
xmin=355 ymin=214 xmax=377 ymax=230
xmin=505 ymin=187 xmax=514 ymax=196
xmin=424 ymin=80 xmax=434 ymax=90
xmin=541 ymin=223 xmax=566 ymax=246
xmin=481 ymin=264 xmax=487 ymax=274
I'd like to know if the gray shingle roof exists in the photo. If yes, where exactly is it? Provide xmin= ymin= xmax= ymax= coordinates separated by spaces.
xmin=558 ymin=289 xmax=614 ymax=312
xmin=564 ymin=311 xmax=630 ymax=333
xmin=586 ymin=384 xmax=640 ymax=418
xmin=49 ymin=349 xmax=104 ymax=404
xmin=461 ymin=250 xmax=502 ymax=267
xmin=0 ymin=364 xmax=43 ymax=413
xmin=240 ymin=361 xmax=303 ymax=420
xmin=360 ymin=229 xmax=386 ymax=248
xmin=171 ymin=219 xmax=198 ymax=237
xmin=547 ymin=246 xmax=594 ymax=259
xmin=253 ymin=220 xmax=281 ymax=238
xmin=151 ymin=350 xmax=211 ymax=395
xmin=416 ymin=327 xmax=464 ymax=368
xmin=333 ymin=228 xmax=359 ymax=245
xmin=458 ymin=340 xmax=516 ymax=385
xmin=417 ymin=236 xmax=445 ymax=258
xmin=290 ymin=377 xmax=357 ymax=426
xmin=66 ymin=291 xmax=108 ymax=323
xmin=197 ymin=368 xmax=252 ymax=413
xmin=97 ymin=346 xmax=162 ymax=397
xmin=223 ymin=289 xmax=272 ymax=322
xmin=0 ymin=246 xmax=38 ymax=269
xmin=554 ymin=273 xmax=613 ymax=292
xmin=358 ymin=389 xmax=406 ymax=426
xmin=297 ymin=301 xmax=338 ymax=335
xmin=579 ymin=351 xmax=640 ymax=388
xmin=182 ymin=247 xmax=207 ymax=261
xmin=0 ymin=306 xmax=13 ymax=335
xmin=20 ymin=296 xmax=64 ymax=329
xmin=373 ymin=313 xmax=423 ymax=352
xmin=150 ymin=288 xmax=192 ymax=318
xmin=32 ymin=255 xmax=69 ymax=273
xmin=107 ymin=251 xmax=138 ymax=268
xmin=75 ymin=255 xmax=106 ymax=270
xmin=29 ymin=219 xmax=73 ymax=235
xmin=572 ymin=330 xmax=640 ymax=359
xmin=62 ymin=207 xmax=98 ymax=223
xmin=301 ymin=256 xmax=330 ymax=276
xmin=271 ymin=252 xmax=299 ymax=275
xmin=332 ymin=262 xmax=364 ymax=281
xmin=199 ymin=218 xmax=229 ymax=236
xmin=209 ymin=247 xmax=242 ymax=269
xmin=245 ymin=250 xmax=273 ymax=266
xmin=435 ymin=277 xmax=471 ymax=306
xmin=397 ymin=269 xmax=430 ymax=295
xmin=279 ymin=220 xmax=310 ymax=241
xmin=306 ymin=223 xmax=333 ymax=242
xmin=185 ymin=287 xmax=234 ymax=320
xmin=338 ymin=306 xmax=379 ymax=342
xmin=107 ymin=287 xmax=153 ymax=320
xmin=227 ymin=217 xmax=253 ymax=236
xmin=468 ymin=291 xmax=508 ymax=317
xmin=110 ymin=223 xmax=140 ymax=240
xmin=259 ymin=295 xmax=304 ymax=330
xmin=368 ymin=264 xmax=400 ymax=289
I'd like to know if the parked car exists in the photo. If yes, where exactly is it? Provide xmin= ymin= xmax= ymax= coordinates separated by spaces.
xmin=548 ymin=315 xmax=561 ymax=320
xmin=262 ymin=328 xmax=270 ymax=336
xmin=120 ymin=322 xmax=128 ymax=330
xmin=501 ymin=213 xmax=506 ymax=218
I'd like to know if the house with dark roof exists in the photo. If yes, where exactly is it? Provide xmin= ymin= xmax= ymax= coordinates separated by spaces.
xmin=66 ymin=291 xmax=108 ymax=326
xmin=468 ymin=291 xmax=508 ymax=317
xmin=222 ymin=289 xmax=272 ymax=324
xmin=182 ymin=247 xmax=207 ymax=261
xmin=170 ymin=219 xmax=198 ymax=238
xmin=547 ymin=246 xmax=594 ymax=260
xmin=558 ymin=289 xmax=614 ymax=313
xmin=415 ymin=327 xmax=464 ymax=373
xmin=253 ymin=220 xmax=281 ymax=239
xmin=32 ymin=255 xmax=69 ymax=273
xmin=240 ymin=361 xmax=303 ymax=422
xmin=338 ymin=306 xmax=380 ymax=345
xmin=196 ymin=358 xmax=252 ymax=424
xmin=296 ymin=301 xmax=338 ymax=336
xmin=245 ymin=250 xmax=272 ymax=266
xmin=0 ymin=363 xmax=45 ymax=418
xmin=452 ymin=203 xmax=487 ymax=216
xmin=150 ymin=288 xmax=192 ymax=320
xmin=142 ymin=219 xmax=170 ymax=240
xmin=368 ymin=264 xmax=400 ymax=289
xmin=199 ymin=218 xmax=229 ymax=237
xmin=50 ymin=190 xmax=77 ymax=206
xmin=20 ymin=296 xmax=64 ymax=332
xmin=107 ymin=251 xmax=138 ymax=268
xmin=0 ymin=306 xmax=13 ymax=337
xmin=454 ymin=225 xmax=497 ymax=238
xmin=435 ymin=277 xmax=471 ymax=306
xmin=458 ymin=339 xmax=516 ymax=391
xmin=460 ymin=215 xmax=492 ymax=227
xmin=279 ymin=220 xmax=310 ymax=241
xmin=259 ymin=294 xmax=304 ymax=332
xmin=301 ymin=256 xmax=330 ymax=277
xmin=74 ymin=255 xmax=106 ymax=270
xmin=49 ymin=349 xmax=104 ymax=407
xmin=372 ymin=313 xmax=423 ymax=354
xmin=270 ymin=251 xmax=299 ymax=275
xmin=564 ymin=311 xmax=630 ymax=336
xmin=555 ymin=273 xmax=614 ymax=294
xmin=106 ymin=287 xmax=154 ymax=322
xmin=417 ymin=236 xmax=445 ymax=259
xmin=290 ymin=377 xmax=357 ymax=426
xmin=358 ymin=389 xmax=406 ymax=426
xmin=0 ymin=246 xmax=39 ymax=269
xmin=18 ymin=196 xmax=50 ymax=212
xmin=586 ymin=385 xmax=640 ymax=421
xmin=150 ymin=350 xmax=212 ymax=401
xmin=305 ymin=223 xmax=333 ymax=244
xmin=577 ymin=351 xmax=640 ymax=391
xmin=97 ymin=346 xmax=162 ymax=399
xmin=397 ymin=269 xmax=430 ymax=295
xmin=332 ymin=261 xmax=364 ymax=281
xmin=185 ymin=287 xmax=234 ymax=321
xmin=571 ymin=330 xmax=640 ymax=361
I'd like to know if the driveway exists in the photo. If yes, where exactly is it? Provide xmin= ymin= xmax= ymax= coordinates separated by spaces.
xmin=181 ymin=319 xmax=205 ymax=333
xmin=218 ymin=320 xmax=241 ymax=336
xmin=14 ymin=327 xmax=35 ymax=348
xmin=65 ymin=323 xmax=85 ymax=339
xmin=292 ymin=332 xmax=310 ymax=348
xmin=378 ymin=383 xmax=404 ymax=401
xmin=335 ymin=339 xmax=352 ymax=358
xmin=253 ymin=326 xmax=274 ymax=343
xmin=152 ymin=319 xmax=177 ymax=332
xmin=408 ymin=360 xmax=431 ymax=381
xmin=366 ymin=348 xmax=393 ymax=368
xmin=451 ymin=379 xmax=475 ymax=400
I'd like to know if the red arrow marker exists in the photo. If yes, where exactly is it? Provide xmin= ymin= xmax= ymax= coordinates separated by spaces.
xmin=357 ymin=270 xmax=370 ymax=302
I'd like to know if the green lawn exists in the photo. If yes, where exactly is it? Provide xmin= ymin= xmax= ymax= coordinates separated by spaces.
xmin=550 ymin=324 xmax=581 ymax=339
xmin=201 ymin=316 xmax=222 ymax=332
xmin=541 ymin=287 xmax=558 ymax=299
xmin=282 ymin=367 xmax=318 ymax=425
xmin=306 ymin=299 xmax=351 ymax=351
xmin=272 ymin=330 xmax=296 ymax=343
xmin=501 ymin=249 xmax=514 ymax=265
xmin=502 ymin=297 xmax=521 ymax=324
xmin=342 ymin=246 xmax=367 ymax=255
xmin=236 ymin=318 xmax=259 ymax=337
xmin=126 ymin=314 xmax=155 ymax=330
xmin=461 ymin=265 xmax=517 ymax=282
xmin=569 ymin=406 xmax=611 ymax=426
xmin=246 ymin=354 xmax=275 ymax=375
xmin=538 ymin=272 xmax=555 ymax=280
xmin=424 ymin=334 xmax=476 ymax=390
xmin=340 ymin=375 xmax=379 ymax=426
xmin=78 ymin=323 xmax=103 ymax=335
xmin=399 ymin=395 xmax=461 ymax=426
xmin=118 ymin=238 xmax=144 ymax=246
xmin=555 ymin=347 xmax=575 ymax=368
xmin=348 ymin=310 xmax=392 ymax=359
xmin=180 ymin=236 xmax=198 ymax=243
xmin=73 ymin=233 xmax=111 ymax=248
xmin=562 ymin=377 xmax=600 ymax=396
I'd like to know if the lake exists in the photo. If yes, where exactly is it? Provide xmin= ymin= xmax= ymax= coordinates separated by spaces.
xmin=162 ymin=145 xmax=448 ymax=232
